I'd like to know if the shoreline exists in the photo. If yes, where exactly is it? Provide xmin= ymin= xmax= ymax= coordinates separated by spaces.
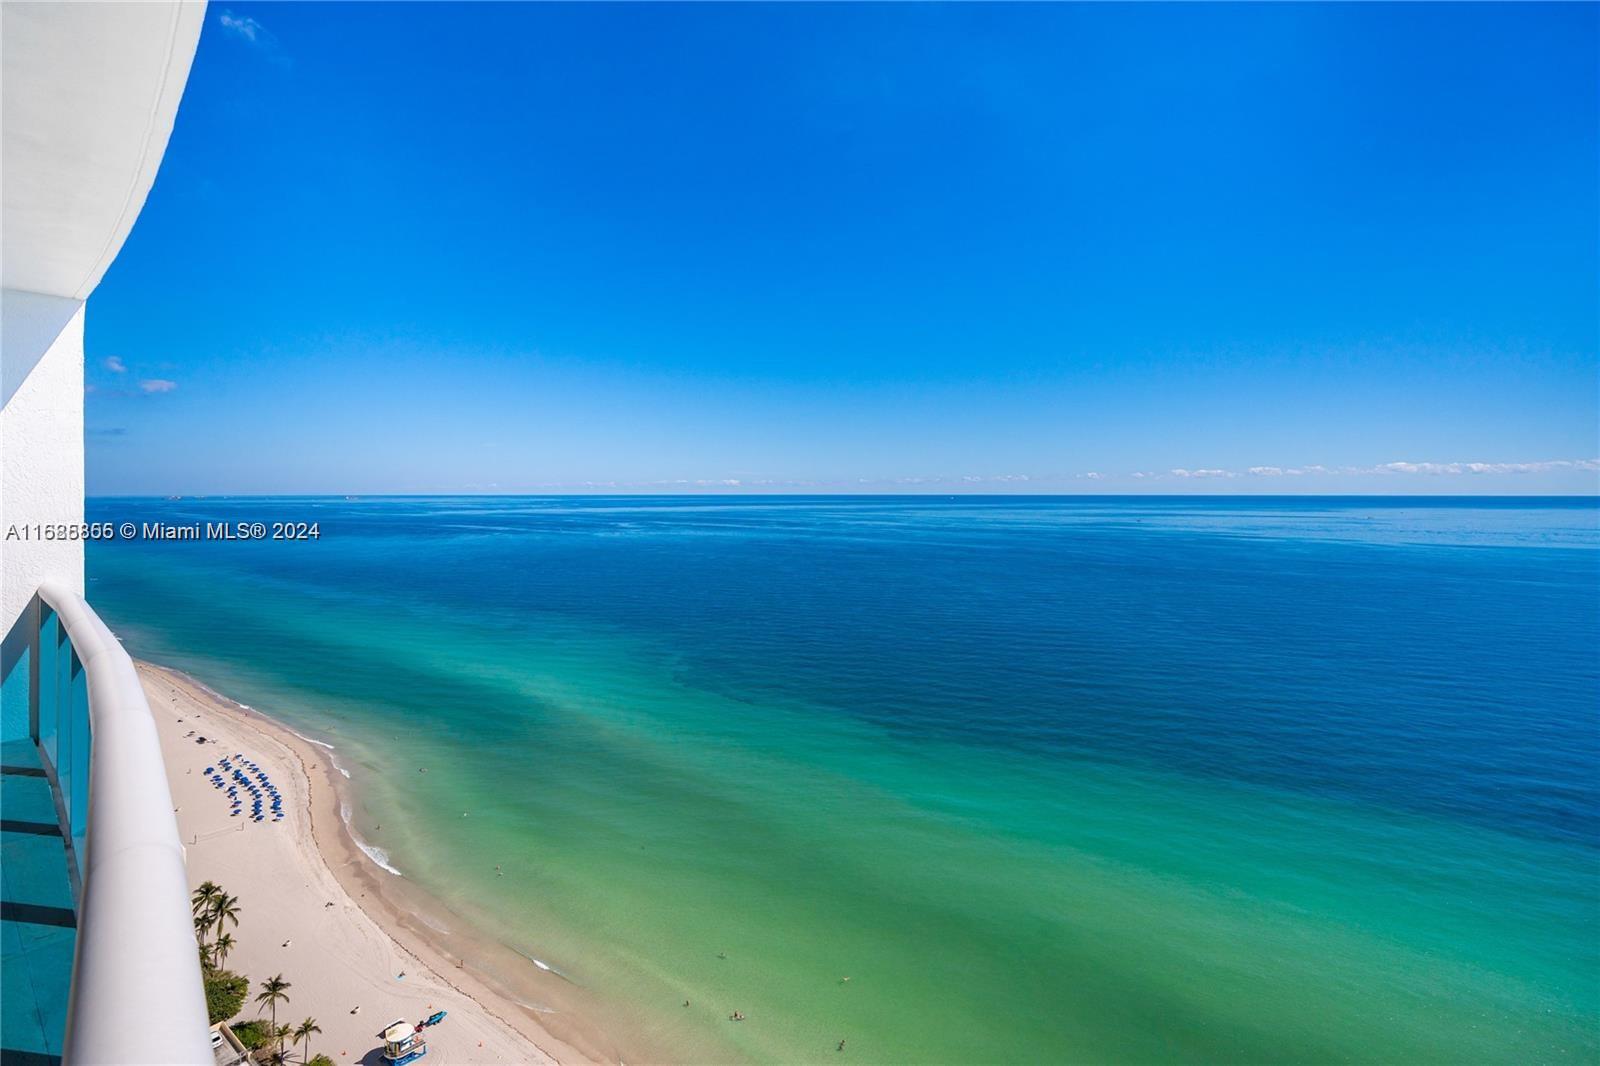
xmin=140 ymin=660 xmax=632 ymax=1065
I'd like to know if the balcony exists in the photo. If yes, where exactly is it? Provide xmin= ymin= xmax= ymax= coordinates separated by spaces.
xmin=0 ymin=583 xmax=210 ymax=1064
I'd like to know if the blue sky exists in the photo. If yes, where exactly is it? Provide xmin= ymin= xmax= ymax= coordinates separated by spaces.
xmin=87 ymin=3 xmax=1597 ymax=495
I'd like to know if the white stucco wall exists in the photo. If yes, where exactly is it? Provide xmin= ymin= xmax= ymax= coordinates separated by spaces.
xmin=1 ymin=291 xmax=87 ymax=635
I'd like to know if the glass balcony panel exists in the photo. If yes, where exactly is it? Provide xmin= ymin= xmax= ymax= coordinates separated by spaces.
xmin=38 ymin=608 xmax=60 ymax=769
xmin=56 ymin=617 xmax=72 ymax=788
xmin=69 ymin=650 xmax=91 ymax=870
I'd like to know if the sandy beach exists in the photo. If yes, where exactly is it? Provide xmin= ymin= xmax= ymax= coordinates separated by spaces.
xmin=142 ymin=662 xmax=603 ymax=1066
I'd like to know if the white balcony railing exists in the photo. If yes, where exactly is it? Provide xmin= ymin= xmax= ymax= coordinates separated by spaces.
xmin=33 ymin=581 xmax=211 ymax=1064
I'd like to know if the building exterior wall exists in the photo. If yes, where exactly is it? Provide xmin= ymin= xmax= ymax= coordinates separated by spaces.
xmin=1 ymin=293 xmax=87 ymax=643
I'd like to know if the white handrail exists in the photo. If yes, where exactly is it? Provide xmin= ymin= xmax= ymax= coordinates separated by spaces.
xmin=39 ymin=581 xmax=212 ymax=1065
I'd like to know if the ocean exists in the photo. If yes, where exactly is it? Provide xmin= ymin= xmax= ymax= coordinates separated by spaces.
xmin=86 ymin=496 xmax=1599 ymax=1063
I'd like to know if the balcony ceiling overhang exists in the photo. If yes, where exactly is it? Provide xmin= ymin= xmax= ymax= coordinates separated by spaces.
xmin=1 ymin=1 xmax=205 ymax=301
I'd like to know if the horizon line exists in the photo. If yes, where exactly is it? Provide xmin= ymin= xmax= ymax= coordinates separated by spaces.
xmin=85 ymin=491 xmax=1600 ymax=500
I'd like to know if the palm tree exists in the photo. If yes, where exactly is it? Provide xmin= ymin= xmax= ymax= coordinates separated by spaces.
xmin=192 ymin=881 xmax=221 ymax=944
xmin=213 ymin=931 xmax=236 ymax=969
xmin=293 ymin=1018 xmax=321 ymax=1063
xmin=275 ymin=1024 xmax=294 ymax=1060
xmin=209 ymin=891 xmax=241 ymax=950
xmin=191 ymin=880 xmax=221 ymax=918
xmin=255 ymin=974 xmax=292 ymax=1050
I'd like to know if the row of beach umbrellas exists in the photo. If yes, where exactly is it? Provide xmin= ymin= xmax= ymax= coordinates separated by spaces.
xmin=204 ymin=753 xmax=283 ymax=822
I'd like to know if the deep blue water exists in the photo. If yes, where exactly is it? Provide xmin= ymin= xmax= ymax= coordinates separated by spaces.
xmin=92 ymin=495 xmax=1600 ymax=844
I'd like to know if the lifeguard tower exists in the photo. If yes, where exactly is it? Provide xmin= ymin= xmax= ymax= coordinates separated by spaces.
xmin=379 ymin=1019 xmax=427 ymax=1066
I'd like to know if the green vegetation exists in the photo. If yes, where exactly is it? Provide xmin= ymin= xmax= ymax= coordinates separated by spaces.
xmin=203 ymin=968 xmax=249 ymax=1024
xmin=230 ymin=1019 xmax=271 ymax=1050
xmin=308 ymin=1056 xmax=335 ymax=1066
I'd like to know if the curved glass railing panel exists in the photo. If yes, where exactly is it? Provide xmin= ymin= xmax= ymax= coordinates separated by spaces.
xmin=23 ymin=584 xmax=212 ymax=1065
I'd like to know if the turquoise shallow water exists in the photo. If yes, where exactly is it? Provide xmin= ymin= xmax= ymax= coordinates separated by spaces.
xmin=87 ymin=497 xmax=1599 ymax=1062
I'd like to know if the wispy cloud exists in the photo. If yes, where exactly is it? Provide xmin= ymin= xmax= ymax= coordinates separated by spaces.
xmin=218 ymin=10 xmax=266 ymax=43
xmin=1246 ymin=465 xmax=1330 ymax=476
xmin=1060 ymin=459 xmax=1600 ymax=482
xmin=496 ymin=473 xmax=1048 ymax=492
xmin=216 ymin=10 xmax=289 ymax=65
xmin=103 ymin=355 xmax=126 ymax=374
xmin=88 ymin=427 xmax=127 ymax=438
xmin=1239 ymin=458 xmax=1600 ymax=478
xmin=1370 ymin=459 xmax=1600 ymax=476
xmin=139 ymin=379 xmax=178 ymax=394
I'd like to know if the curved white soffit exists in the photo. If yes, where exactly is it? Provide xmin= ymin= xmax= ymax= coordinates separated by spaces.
xmin=1 ymin=1 xmax=206 ymax=301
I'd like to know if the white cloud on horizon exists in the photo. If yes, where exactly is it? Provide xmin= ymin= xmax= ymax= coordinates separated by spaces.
xmin=1240 ymin=458 xmax=1600 ymax=478
xmin=1170 ymin=468 xmax=1238 ymax=479
xmin=139 ymin=379 xmax=178 ymax=394
xmin=103 ymin=356 xmax=126 ymax=373
xmin=1371 ymin=459 xmax=1600 ymax=475
xmin=426 ymin=460 xmax=1600 ymax=493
